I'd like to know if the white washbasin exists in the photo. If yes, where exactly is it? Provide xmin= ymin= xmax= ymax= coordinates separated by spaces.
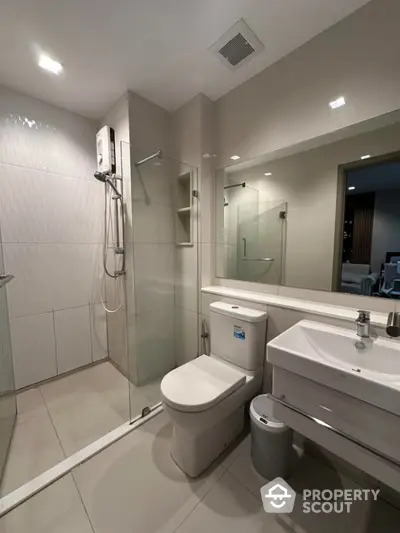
xmin=267 ymin=320 xmax=400 ymax=416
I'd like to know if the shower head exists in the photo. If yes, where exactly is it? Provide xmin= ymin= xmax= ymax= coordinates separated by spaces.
xmin=94 ymin=171 xmax=107 ymax=183
xmin=94 ymin=171 xmax=122 ymax=199
xmin=135 ymin=150 xmax=162 ymax=167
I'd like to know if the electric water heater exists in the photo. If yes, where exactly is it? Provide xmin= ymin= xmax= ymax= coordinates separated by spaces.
xmin=96 ymin=125 xmax=116 ymax=174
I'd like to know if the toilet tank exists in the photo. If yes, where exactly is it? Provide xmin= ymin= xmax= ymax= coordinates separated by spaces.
xmin=210 ymin=302 xmax=267 ymax=371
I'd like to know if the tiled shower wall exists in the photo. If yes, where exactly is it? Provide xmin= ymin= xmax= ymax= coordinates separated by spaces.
xmin=0 ymin=85 xmax=108 ymax=389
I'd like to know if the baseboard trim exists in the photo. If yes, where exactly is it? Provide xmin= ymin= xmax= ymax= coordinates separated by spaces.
xmin=0 ymin=403 xmax=164 ymax=517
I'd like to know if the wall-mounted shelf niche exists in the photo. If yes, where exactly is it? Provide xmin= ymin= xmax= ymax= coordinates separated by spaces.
xmin=175 ymin=171 xmax=193 ymax=246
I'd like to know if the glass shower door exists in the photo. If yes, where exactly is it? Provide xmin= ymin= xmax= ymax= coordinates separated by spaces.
xmin=121 ymin=142 xmax=199 ymax=420
xmin=237 ymin=200 xmax=287 ymax=284
xmin=0 ymin=229 xmax=16 ymax=487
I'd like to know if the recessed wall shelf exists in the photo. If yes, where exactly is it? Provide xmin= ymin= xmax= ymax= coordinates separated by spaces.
xmin=175 ymin=171 xmax=194 ymax=246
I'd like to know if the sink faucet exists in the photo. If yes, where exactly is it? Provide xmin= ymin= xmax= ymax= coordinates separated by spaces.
xmin=356 ymin=310 xmax=371 ymax=339
xmin=386 ymin=312 xmax=400 ymax=338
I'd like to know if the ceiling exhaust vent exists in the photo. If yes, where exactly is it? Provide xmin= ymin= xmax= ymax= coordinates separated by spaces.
xmin=210 ymin=19 xmax=264 ymax=70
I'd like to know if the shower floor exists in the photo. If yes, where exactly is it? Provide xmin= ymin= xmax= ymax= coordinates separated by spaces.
xmin=0 ymin=361 xmax=161 ymax=497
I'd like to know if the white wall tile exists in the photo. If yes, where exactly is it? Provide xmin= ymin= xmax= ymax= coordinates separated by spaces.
xmin=201 ymin=242 xmax=213 ymax=288
xmin=90 ymin=303 xmax=108 ymax=362
xmin=9 ymin=313 xmax=57 ymax=389
xmin=175 ymin=307 xmax=199 ymax=366
xmin=54 ymin=306 xmax=92 ymax=374
xmin=135 ymin=309 xmax=175 ymax=384
xmin=131 ymin=201 xmax=174 ymax=244
xmin=0 ymin=86 xmax=97 ymax=179
xmin=106 ymin=305 xmax=129 ymax=376
xmin=0 ymin=164 xmax=103 ymax=244
xmin=5 ymin=244 xmax=55 ymax=318
xmin=133 ymin=243 xmax=175 ymax=314
xmin=0 ymin=87 xmax=104 ymax=386
xmin=175 ymin=246 xmax=198 ymax=313
xmin=131 ymin=158 xmax=173 ymax=208
xmin=4 ymin=243 xmax=103 ymax=318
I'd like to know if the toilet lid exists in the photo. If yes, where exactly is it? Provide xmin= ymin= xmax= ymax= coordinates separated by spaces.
xmin=161 ymin=355 xmax=246 ymax=413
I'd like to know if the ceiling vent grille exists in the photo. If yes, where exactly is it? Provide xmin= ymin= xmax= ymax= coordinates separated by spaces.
xmin=210 ymin=19 xmax=264 ymax=70
xmin=219 ymin=33 xmax=255 ymax=67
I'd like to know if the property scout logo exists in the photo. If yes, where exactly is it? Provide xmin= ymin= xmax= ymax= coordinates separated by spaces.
xmin=261 ymin=478 xmax=380 ymax=514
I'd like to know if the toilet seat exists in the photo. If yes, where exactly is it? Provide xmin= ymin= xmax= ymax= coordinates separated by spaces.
xmin=161 ymin=355 xmax=246 ymax=413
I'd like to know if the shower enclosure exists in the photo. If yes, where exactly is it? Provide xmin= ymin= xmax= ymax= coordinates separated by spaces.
xmin=237 ymin=200 xmax=287 ymax=284
xmin=216 ymin=171 xmax=287 ymax=284
xmin=105 ymin=142 xmax=200 ymax=418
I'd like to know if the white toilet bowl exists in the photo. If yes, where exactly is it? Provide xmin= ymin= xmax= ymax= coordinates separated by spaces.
xmin=161 ymin=355 xmax=263 ymax=477
xmin=161 ymin=302 xmax=267 ymax=478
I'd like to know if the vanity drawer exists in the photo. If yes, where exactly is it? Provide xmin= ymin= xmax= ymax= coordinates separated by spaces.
xmin=273 ymin=367 xmax=400 ymax=464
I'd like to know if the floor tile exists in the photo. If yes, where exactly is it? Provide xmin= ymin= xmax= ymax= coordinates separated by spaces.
xmin=40 ymin=370 xmax=126 ymax=456
xmin=220 ymin=433 xmax=251 ymax=470
xmin=0 ymin=475 xmax=93 ymax=533
xmin=0 ymin=401 xmax=64 ymax=496
xmin=175 ymin=470 xmax=285 ymax=533
xmin=227 ymin=448 xmax=382 ymax=533
xmin=72 ymin=412 xmax=224 ymax=533
xmin=15 ymin=389 xmax=46 ymax=422
xmin=84 ymin=362 xmax=131 ymax=421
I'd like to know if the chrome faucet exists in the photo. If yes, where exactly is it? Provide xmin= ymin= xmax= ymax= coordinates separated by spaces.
xmin=386 ymin=312 xmax=400 ymax=338
xmin=356 ymin=310 xmax=371 ymax=339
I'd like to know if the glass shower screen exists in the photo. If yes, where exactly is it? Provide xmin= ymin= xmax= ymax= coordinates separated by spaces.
xmin=120 ymin=142 xmax=199 ymax=420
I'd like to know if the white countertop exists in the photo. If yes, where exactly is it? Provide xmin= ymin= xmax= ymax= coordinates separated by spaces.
xmin=201 ymin=286 xmax=388 ymax=328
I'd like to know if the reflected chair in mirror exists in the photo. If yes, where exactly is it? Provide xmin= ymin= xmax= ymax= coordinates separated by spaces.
xmin=379 ymin=262 xmax=400 ymax=299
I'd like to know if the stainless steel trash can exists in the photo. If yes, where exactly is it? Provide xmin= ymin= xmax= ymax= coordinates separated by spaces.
xmin=250 ymin=394 xmax=292 ymax=479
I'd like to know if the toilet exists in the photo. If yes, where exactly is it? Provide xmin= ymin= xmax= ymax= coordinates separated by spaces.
xmin=161 ymin=301 xmax=267 ymax=477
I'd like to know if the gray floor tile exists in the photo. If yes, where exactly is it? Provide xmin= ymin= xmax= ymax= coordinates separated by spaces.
xmin=0 ymin=475 xmax=93 ymax=533
xmin=175 ymin=470 xmax=285 ymax=533
xmin=0 ymin=400 xmax=64 ymax=496
xmin=72 ymin=412 xmax=224 ymax=533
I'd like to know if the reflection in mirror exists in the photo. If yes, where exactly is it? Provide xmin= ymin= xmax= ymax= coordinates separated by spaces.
xmin=215 ymin=111 xmax=400 ymax=299
xmin=216 ymin=174 xmax=286 ymax=284
xmin=339 ymin=157 xmax=400 ymax=298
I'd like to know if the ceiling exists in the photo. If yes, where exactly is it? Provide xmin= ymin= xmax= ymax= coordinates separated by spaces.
xmin=0 ymin=0 xmax=371 ymax=119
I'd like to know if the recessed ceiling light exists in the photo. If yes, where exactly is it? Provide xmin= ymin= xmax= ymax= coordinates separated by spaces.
xmin=264 ymin=172 xmax=272 ymax=176
xmin=361 ymin=154 xmax=371 ymax=160
xmin=348 ymin=186 xmax=355 ymax=191
xmin=230 ymin=155 xmax=240 ymax=160
xmin=38 ymin=55 xmax=63 ymax=75
xmin=329 ymin=96 xmax=346 ymax=109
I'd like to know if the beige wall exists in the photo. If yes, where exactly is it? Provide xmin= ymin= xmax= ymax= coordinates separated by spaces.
xmin=215 ymin=0 xmax=400 ymax=168
xmin=171 ymin=94 xmax=215 ymax=360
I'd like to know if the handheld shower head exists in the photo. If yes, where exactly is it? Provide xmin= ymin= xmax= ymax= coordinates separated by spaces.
xmin=94 ymin=171 xmax=122 ymax=199
xmin=94 ymin=171 xmax=107 ymax=183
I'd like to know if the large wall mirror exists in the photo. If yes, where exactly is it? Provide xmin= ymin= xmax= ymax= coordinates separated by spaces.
xmin=215 ymin=110 xmax=400 ymax=299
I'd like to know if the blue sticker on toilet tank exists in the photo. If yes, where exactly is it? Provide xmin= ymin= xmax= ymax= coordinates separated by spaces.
xmin=234 ymin=325 xmax=245 ymax=340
